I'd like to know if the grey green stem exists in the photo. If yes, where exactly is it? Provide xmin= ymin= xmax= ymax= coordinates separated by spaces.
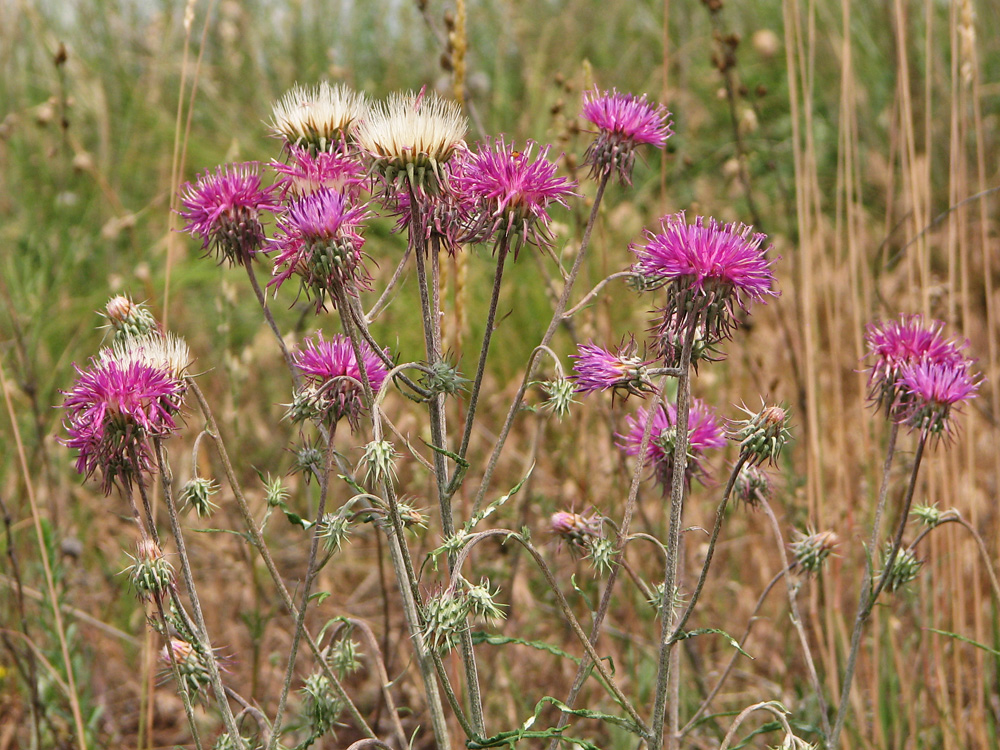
xmin=650 ymin=318 xmax=699 ymax=750
xmin=829 ymin=428 xmax=927 ymax=749
xmin=266 ymin=427 xmax=338 ymax=750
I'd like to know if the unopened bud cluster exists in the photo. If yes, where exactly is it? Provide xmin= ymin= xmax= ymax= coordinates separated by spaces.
xmin=300 ymin=672 xmax=343 ymax=738
xmin=420 ymin=359 xmax=468 ymax=397
xmin=127 ymin=539 xmax=174 ymax=601
xmin=317 ymin=511 xmax=352 ymax=554
xmin=912 ymin=503 xmax=945 ymax=528
xmin=104 ymin=295 xmax=158 ymax=341
xmin=160 ymin=638 xmax=213 ymax=697
xmin=790 ymin=529 xmax=838 ymax=575
xmin=179 ymin=476 xmax=219 ymax=518
xmin=731 ymin=403 xmax=791 ymax=466
xmin=329 ymin=637 xmax=363 ymax=679
xmin=881 ymin=545 xmax=923 ymax=593
xmin=363 ymin=439 xmax=398 ymax=486
xmin=733 ymin=465 xmax=771 ymax=509
xmin=541 ymin=376 xmax=577 ymax=419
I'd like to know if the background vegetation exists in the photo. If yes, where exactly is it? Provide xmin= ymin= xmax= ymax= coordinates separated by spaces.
xmin=1 ymin=0 xmax=998 ymax=747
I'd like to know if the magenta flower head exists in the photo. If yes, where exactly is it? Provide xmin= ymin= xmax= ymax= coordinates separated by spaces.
xmin=632 ymin=212 xmax=777 ymax=349
xmin=617 ymin=398 xmax=726 ymax=489
xmin=456 ymin=137 xmax=577 ymax=257
xmin=894 ymin=359 xmax=979 ymax=441
xmin=291 ymin=332 xmax=390 ymax=429
xmin=61 ymin=350 xmax=186 ymax=495
xmin=581 ymin=88 xmax=672 ymax=185
xmin=271 ymin=145 xmax=366 ymax=202
xmin=179 ymin=162 xmax=281 ymax=267
xmin=571 ymin=340 xmax=655 ymax=399
xmin=269 ymin=188 xmax=371 ymax=311
xmin=863 ymin=314 xmax=967 ymax=414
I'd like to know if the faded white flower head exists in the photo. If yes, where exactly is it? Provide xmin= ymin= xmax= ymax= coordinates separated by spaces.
xmin=355 ymin=89 xmax=467 ymax=192
xmin=270 ymin=82 xmax=367 ymax=151
xmin=101 ymin=332 xmax=192 ymax=381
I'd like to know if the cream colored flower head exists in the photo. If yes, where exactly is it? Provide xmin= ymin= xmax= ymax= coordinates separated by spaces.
xmin=101 ymin=332 xmax=192 ymax=381
xmin=270 ymin=82 xmax=367 ymax=152
xmin=355 ymin=89 xmax=467 ymax=193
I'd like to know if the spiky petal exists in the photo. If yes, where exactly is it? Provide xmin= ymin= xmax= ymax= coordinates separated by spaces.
xmin=179 ymin=162 xmax=281 ymax=266
xmin=894 ymin=359 xmax=979 ymax=441
xmin=863 ymin=314 xmax=968 ymax=415
xmin=581 ymin=87 xmax=672 ymax=185
xmin=571 ymin=341 xmax=655 ymax=398
xmin=271 ymin=145 xmax=366 ymax=201
xmin=456 ymin=137 xmax=577 ymax=256
xmin=632 ymin=212 xmax=777 ymax=346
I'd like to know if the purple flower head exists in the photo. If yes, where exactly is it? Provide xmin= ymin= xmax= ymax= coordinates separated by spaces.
xmin=571 ymin=339 xmax=655 ymax=399
xmin=864 ymin=314 xmax=967 ymax=414
xmin=581 ymin=88 xmax=673 ymax=185
xmin=632 ymin=212 xmax=777 ymax=348
xmin=390 ymin=152 xmax=474 ymax=255
xmin=617 ymin=398 xmax=726 ymax=489
xmin=455 ymin=137 xmax=577 ymax=257
xmin=271 ymin=146 xmax=366 ymax=202
xmin=269 ymin=188 xmax=371 ymax=311
xmin=894 ymin=359 xmax=979 ymax=441
xmin=61 ymin=355 xmax=185 ymax=495
xmin=179 ymin=162 xmax=281 ymax=266
xmin=292 ymin=333 xmax=390 ymax=428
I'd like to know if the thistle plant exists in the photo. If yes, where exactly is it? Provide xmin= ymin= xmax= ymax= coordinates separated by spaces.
xmin=52 ymin=65 xmax=988 ymax=750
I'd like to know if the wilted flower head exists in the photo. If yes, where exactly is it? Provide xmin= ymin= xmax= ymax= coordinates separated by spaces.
xmin=864 ymin=314 xmax=970 ymax=416
xmin=571 ymin=340 xmax=655 ymax=399
xmin=292 ymin=332 xmax=389 ymax=428
xmin=179 ymin=162 xmax=281 ymax=266
xmin=272 ymin=145 xmax=366 ymax=201
xmin=617 ymin=398 xmax=726 ymax=489
xmin=581 ymin=87 xmax=672 ymax=185
xmin=632 ymin=212 xmax=777 ymax=345
xmin=355 ymin=88 xmax=468 ymax=195
xmin=456 ymin=137 xmax=577 ymax=256
xmin=894 ymin=358 xmax=979 ymax=441
xmin=61 ymin=352 xmax=185 ymax=495
xmin=103 ymin=296 xmax=158 ymax=341
xmin=270 ymin=82 xmax=367 ymax=152
xmin=160 ymin=638 xmax=213 ymax=696
xmin=269 ymin=188 xmax=371 ymax=310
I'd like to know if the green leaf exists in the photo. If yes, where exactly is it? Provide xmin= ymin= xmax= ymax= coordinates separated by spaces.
xmin=927 ymin=627 xmax=1000 ymax=657
xmin=670 ymin=628 xmax=754 ymax=660
xmin=308 ymin=591 xmax=332 ymax=605
xmin=470 ymin=632 xmax=582 ymax=664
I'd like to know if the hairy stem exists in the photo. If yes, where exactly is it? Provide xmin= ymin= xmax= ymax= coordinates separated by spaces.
xmin=829 ymin=428 xmax=927 ymax=749
xmin=267 ymin=428 xmax=338 ymax=749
